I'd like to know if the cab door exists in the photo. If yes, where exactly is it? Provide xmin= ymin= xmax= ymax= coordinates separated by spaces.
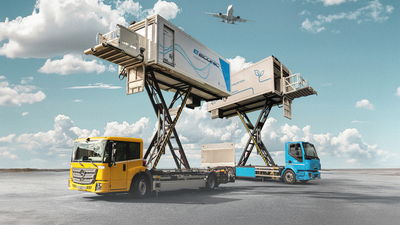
xmin=110 ymin=142 xmax=128 ymax=190
xmin=287 ymin=143 xmax=304 ymax=167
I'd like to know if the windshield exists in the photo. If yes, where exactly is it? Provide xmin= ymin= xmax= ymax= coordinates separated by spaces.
xmin=72 ymin=139 xmax=107 ymax=162
xmin=304 ymin=143 xmax=319 ymax=159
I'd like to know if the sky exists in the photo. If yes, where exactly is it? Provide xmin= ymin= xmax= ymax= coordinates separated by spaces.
xmin=0 ymin=0 xmax=399 ymax=169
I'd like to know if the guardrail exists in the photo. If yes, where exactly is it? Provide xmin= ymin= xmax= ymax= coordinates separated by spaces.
xmin=284 ymin=73 xmax=309 ymax=93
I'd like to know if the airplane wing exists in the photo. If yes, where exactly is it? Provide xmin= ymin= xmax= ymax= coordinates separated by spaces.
xmin=233 ymin=16 xmax=249 ymax=23
xmin=206 ymin=13 xmax=228 ymax=20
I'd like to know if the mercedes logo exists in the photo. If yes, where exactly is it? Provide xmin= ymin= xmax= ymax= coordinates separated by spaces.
xmin=79 ymin=169 xmax=86 ymax=177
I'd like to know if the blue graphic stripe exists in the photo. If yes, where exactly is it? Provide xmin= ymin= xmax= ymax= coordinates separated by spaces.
xmin=159 ymin=44 xmax=212 ymax=79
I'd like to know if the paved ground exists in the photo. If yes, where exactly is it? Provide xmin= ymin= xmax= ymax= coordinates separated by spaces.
xmin=0 ymin=169 xmax=399 ymax=225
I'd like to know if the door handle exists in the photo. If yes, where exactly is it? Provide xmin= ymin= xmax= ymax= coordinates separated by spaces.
xmin=123 ymin=164 xmax=126 ymax=171
xmin=288 ymin=160 xmax=292 ymax=163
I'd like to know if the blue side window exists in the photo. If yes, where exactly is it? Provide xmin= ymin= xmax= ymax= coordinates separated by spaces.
xmin=289 ymin=144 xmax=303 ymax=162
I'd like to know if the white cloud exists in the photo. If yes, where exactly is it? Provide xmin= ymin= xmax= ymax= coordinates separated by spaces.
xmin=0 ymin=108 xmax=397 ymax=168
xmin=0 ymin=151 xmax=18 ymax=160
xmin=227 ymin=56 xmax=253 ymax=74
xmin=0 ymin=114 xmax=154 ymax=167
xmin=0 ymin=0 xmax=181 ymax=59
xmin=38 ymin=54 xmax=106 ymax=75
xmin=108 ymin=65 xmax=117 ymax=72
xmin=6 ymin=115 xmax=100 ymax=152
xmin=351 ymin=120 xmax=367 ymax=124
xmin=301 ymin=0 xmax=394 ymax=33
xmin=145 ymin=0 xmax=181 ymax=20
xmin=0 ymin=76 xmax=46 ymax=106
xmin=73 ymin=99 xmax=82 ymax=103
xmin=355 ymin=99 xmax=374 ymax=110
xmin=0 ymin=134 xmax=16 ymax=143
xmin=21 ymin=76 xmax=34 ymax=84
xmin=66 ymin=83 xmax=122 ymax=89
xmin=320 ymin=0 xmax=357 ymax=6
xmin=103 ymin=117 xmax=150 ymax=137
xmin=253 ymin=118 xmax=394 ymax=168
xmin=0 ymin=0 xmax=128 ymax=58
xmin=396 ymin=87 xmax=400 ymax=97
xmin=21 ymin=112 xmax=29 ymax=116
xmin=116 ymin=0 xmax=142 ymax=17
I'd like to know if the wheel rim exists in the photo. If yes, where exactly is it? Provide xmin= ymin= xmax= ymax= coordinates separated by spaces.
xmin=138 ymin=179 xmax=147 ymax=195
xmin=285 ymin=172 xmax=294 ymax=183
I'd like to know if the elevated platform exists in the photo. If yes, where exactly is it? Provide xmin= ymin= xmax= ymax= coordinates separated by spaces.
xmin=84 ymin=15 xmax=231 ymax=102
xmin=207 ymin=55 xmax=317 ymax=119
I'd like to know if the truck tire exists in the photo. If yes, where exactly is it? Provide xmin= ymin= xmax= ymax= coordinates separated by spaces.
xmin=283 ymin=170 xmax=296 ymax=184
xmin=130 ymin=174 xmax=149 ymax=197
xmin=206 ymin=174 xmax=218 ymax=190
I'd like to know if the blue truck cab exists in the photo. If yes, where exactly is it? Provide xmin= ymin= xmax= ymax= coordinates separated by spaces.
xmin=281 ymin=141 xmax=321 ymax=184
xmin=235 ymin=141 xmax=321 ymax=184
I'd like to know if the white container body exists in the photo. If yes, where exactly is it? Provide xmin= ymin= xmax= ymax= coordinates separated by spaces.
xmin=201 ymin=143 xmax=235 ymax=167
xmin=127 ymin=15 xmax=231 ymax=100
xmin=207 ymin=56 xmax=288 ymax=112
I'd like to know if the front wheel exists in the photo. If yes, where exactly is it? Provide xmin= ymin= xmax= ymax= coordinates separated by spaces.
xmin=282 ymin=170 xmax=296 ymax=184
xmin=130 ymin=175 xmax=149 ymax=198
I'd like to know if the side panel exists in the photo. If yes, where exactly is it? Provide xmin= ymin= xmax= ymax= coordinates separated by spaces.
xmin=235 ymin=166 xmax=256 ymax=178
xmin=207 ymin=57 xmax=276 ymax=111
xmin=156 ymin=17 xmax=231 ymax=95
xmin=201 ymin=143 xmax=235 ymax=167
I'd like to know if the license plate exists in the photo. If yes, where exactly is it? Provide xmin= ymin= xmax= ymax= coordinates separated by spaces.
xmin=76 ymin=185 xmax=89 ymax=190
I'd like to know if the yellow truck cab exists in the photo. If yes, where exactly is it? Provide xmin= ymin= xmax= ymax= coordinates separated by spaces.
xmin=69 ymin=137 xmax=150 ymax=196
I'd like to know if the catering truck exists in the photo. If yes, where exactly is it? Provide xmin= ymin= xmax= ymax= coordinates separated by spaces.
xmin=236 ymin=141 xmax=321 ymax=184
xmin=72 ymin=15 xmax=237 ymax=197
xmin=206 ymin=56 xmax=320 ymax=184
xmin=69 ymin=137 xmax=235 ymax=197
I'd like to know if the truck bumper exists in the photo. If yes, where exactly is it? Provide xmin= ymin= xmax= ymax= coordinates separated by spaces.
xmin=68 ymin=179 xmax=112 ymax=193
xmin=296 ymin=171 xmax=321 ymax=181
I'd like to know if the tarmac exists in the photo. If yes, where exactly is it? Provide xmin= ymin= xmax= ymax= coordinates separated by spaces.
xmin=0 ymin=169 xmax=399 ymax=225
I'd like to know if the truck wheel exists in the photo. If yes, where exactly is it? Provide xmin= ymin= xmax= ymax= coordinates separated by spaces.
xmin=131 ymin=174 xmax=149 ymax=197
xmin=206 ymin=174 xmax=218 ymax=190
xmin=283 ymin=170 xmax=296 ymax=184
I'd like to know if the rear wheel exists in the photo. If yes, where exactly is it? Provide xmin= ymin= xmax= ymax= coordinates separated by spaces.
xmin=283 ymin=170 xmax=296 ymax=184
xmin=206 ymin=174 xmax=218 ymax=190
xmin=130 ymin=174 xmax=149 ymax=197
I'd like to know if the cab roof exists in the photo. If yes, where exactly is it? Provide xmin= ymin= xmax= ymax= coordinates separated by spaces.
xmin=74 ymin=137 xmax=143 ymax=143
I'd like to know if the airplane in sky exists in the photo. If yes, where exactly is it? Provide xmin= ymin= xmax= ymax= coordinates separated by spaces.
xmin=206 ymin=5 xmax=249 ymax=24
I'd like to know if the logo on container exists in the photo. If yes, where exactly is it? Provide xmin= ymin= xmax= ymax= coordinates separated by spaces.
xmin=193 ymin=49 xmax=220 ymax=68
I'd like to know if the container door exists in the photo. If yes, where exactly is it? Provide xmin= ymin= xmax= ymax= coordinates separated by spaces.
xmin=163 ymin=26 xmax=174 ymax=66
xmin=283 ymin=97 xmax=292 ymax=119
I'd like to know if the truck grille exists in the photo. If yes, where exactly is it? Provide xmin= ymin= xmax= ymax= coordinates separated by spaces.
xmin=72 ymin=168 xmax=97 ymax=185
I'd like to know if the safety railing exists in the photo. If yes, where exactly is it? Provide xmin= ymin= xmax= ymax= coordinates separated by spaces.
xmin=284 ymin=73 xmax=309 ymax=93
xmin=96 ymin=27 xmax=120 ymax=45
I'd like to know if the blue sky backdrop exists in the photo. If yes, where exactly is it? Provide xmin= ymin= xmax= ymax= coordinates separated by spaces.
xmin=0 ymin=0 xmax=399 ymax=168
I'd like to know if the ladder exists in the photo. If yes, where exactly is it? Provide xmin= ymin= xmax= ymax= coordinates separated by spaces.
xmin=143 ymin=69 xmax=191 ymax=170
xmin=236 ymin=100 xmax=276 ymax=167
